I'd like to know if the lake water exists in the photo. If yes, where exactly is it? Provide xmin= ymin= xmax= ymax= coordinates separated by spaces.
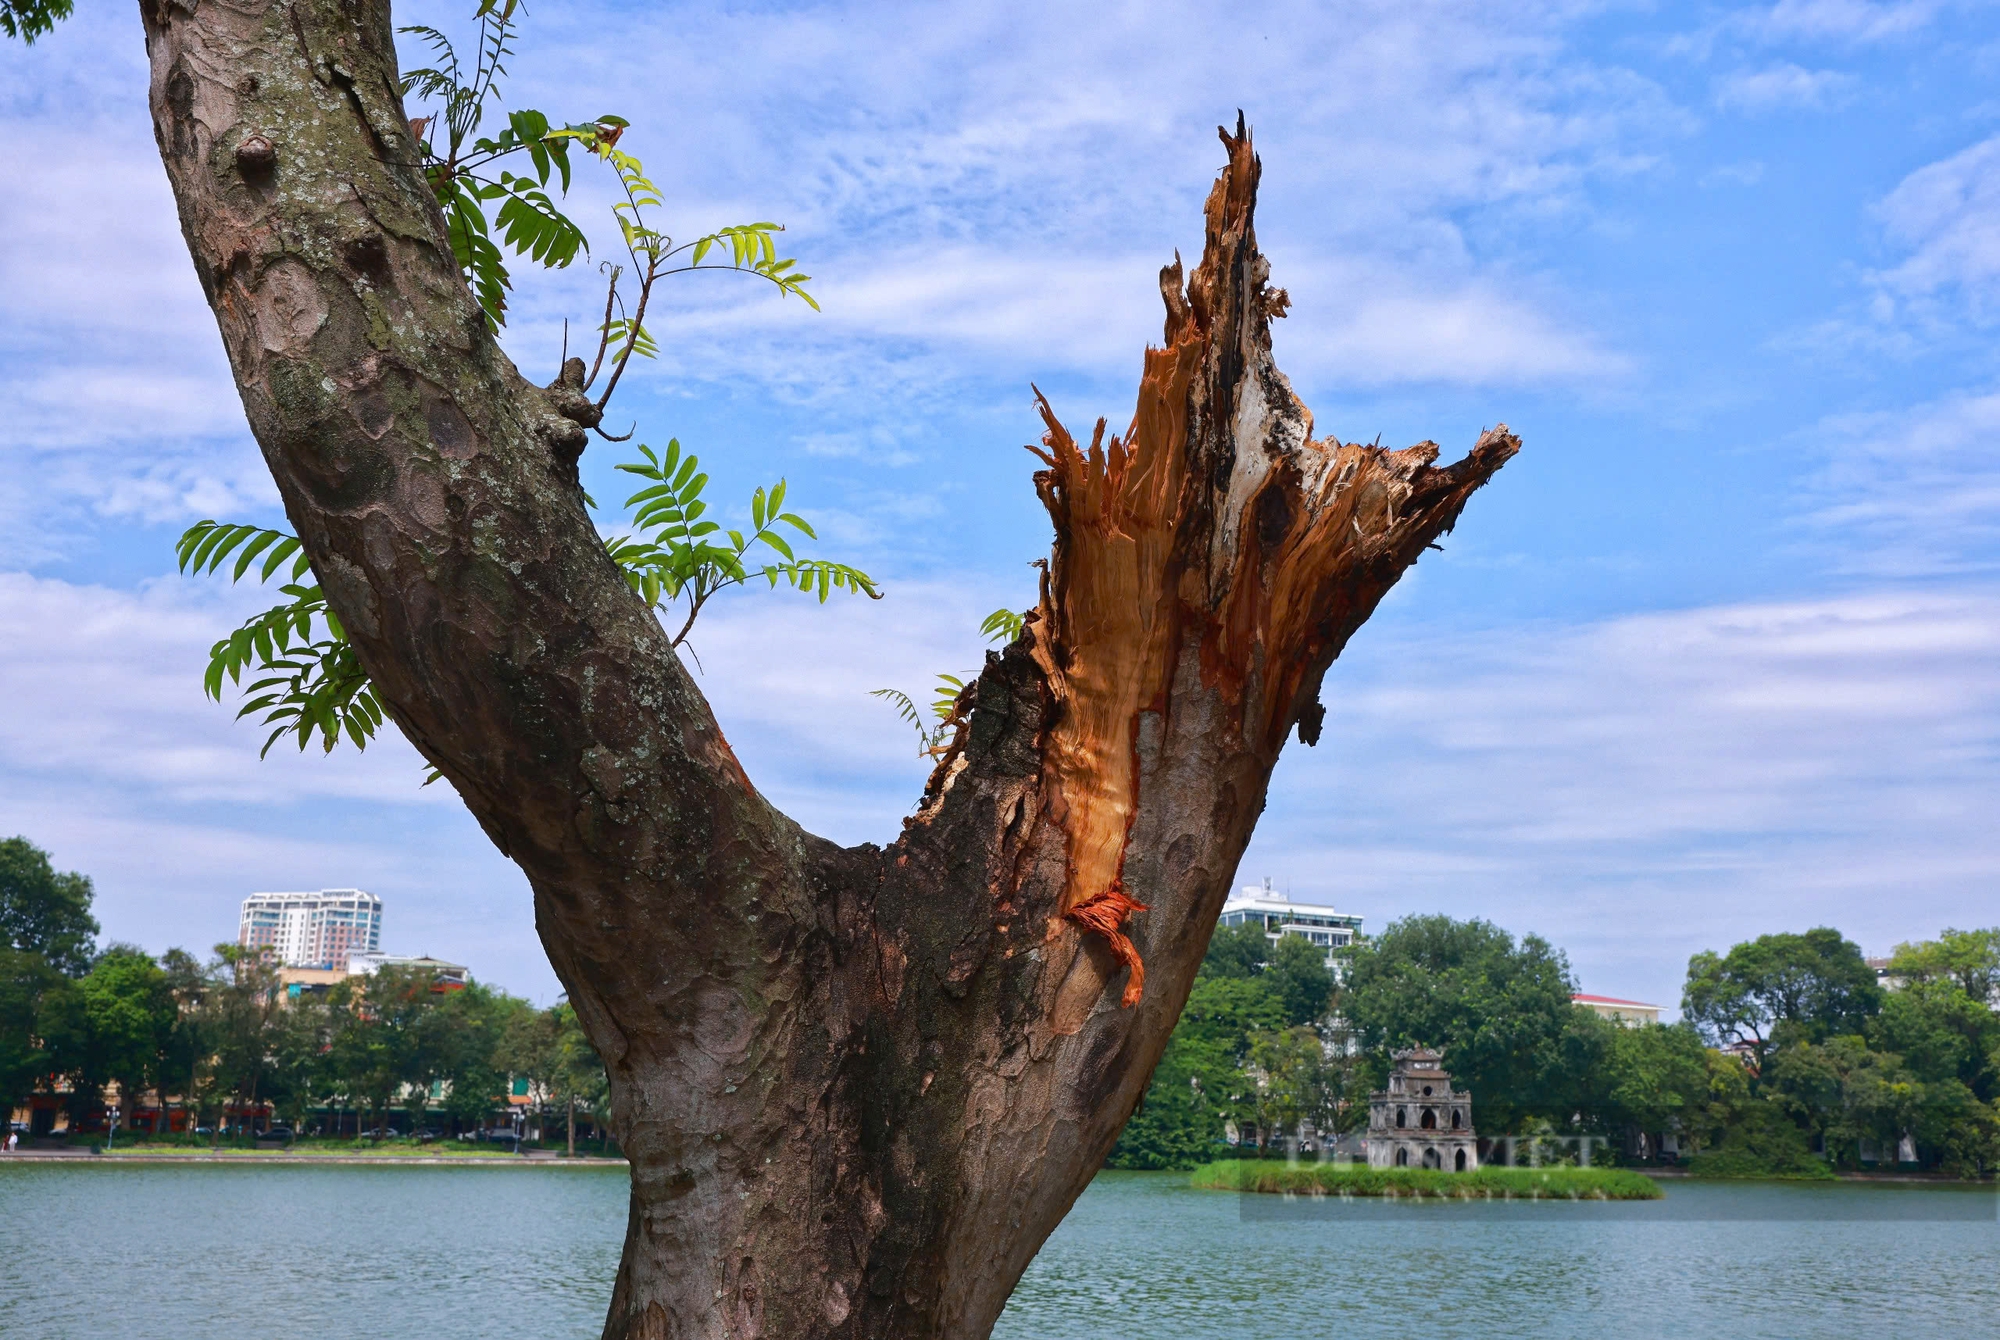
xmin=0 ymin=1164 xmax=1993 ymax=1338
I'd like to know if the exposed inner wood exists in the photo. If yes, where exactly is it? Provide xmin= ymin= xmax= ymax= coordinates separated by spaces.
xmin=1026 ymin=121 xmax=1520 ymax=1013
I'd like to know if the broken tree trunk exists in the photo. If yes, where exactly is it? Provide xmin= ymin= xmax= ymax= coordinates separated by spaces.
xmin=139 ymin=1 xmax=1516 ymax=1334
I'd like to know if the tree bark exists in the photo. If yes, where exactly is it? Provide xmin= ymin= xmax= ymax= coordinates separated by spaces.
xmin=138 ymin=2 xmax=1515 ymax=1336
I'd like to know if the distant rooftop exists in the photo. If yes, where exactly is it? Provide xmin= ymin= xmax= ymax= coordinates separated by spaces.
xmin=1217 ymin=880 xmax=1361 ymax=966
xmin=1219 ymin=880 xmax=1356 ymax=917
xmin=1572 ymin=993 xmax=1663 ymax=1009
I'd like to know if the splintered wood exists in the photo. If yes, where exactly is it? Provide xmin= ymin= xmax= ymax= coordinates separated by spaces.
xmin=1025 ymin=118 xmax=1519 ymax=1012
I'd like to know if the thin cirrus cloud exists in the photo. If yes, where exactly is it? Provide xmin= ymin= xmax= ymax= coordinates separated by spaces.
xmin=1870 ymin=133 xmax=2000 ymax=320
xmin=612 ymin=246 xmax=1628 ymax=394
xmin=1795 ymin=390 xmax=2000 ymax=576
xmin=1774 ymin=126 xmax=2000 ymax=361
xmin=1749 ymin=0 xmax=1943 ymax=43
xmin=1713 ymin=63 xmax=1858 ymax=112
xmin=1666 ymin=0 xmax=1942 ymax=64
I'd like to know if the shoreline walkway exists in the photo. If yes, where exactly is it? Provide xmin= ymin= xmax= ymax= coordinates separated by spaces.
xmin=0 ymin=1149 xmax=627 ymax=1166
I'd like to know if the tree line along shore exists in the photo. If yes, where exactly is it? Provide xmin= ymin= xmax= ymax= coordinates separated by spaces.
xmin=9 ymin=835 xmax=1997 ymax=1180
xmin=1111 ymin=911 xmax=2000 ymax=1181
xmin=3 ymin=838 xmax=608 ymax=1153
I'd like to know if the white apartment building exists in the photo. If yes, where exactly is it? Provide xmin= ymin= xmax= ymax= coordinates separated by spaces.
xmin=239 ymin=890 xmax=383 ymax=970
xmin=1216 ymin=880 xmax=1363 ymax=968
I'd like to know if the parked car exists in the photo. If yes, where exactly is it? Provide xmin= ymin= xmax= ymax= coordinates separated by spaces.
xmin=257 ymin=1126 xmax=295 ymax=1142
xmin=413 ymin=1127 xmax=445 ymax=1143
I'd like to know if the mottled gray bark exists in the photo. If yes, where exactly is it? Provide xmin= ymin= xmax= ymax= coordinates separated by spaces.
xmin=138 ymin=2 xmax=1515 ymax=1335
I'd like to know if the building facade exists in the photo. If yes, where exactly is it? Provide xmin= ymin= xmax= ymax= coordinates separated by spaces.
xmin=1216 ymin=880 xmax=1362 ymax=968
xmin=346 ymin=952 xmax=468 ymax=988
xmin=1365 ymin=1047 xmax=1477 ymax=1171
xmin=1572 ymin=993 xmax=1662 ymax=1026
xmin=238 ymin=890 xmax=383 ymax=970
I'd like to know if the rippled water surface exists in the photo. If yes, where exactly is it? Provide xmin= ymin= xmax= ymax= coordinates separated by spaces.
xmin=1 ymin=1164 xmax=1993 ymax=1338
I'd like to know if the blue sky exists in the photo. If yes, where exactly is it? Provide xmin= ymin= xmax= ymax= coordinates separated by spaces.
xmin=2 ymin=0 xmax=1997 ymax=1008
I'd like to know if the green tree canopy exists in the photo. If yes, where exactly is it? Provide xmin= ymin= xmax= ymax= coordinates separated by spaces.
xmin=1199 ymin=922 xmax=1270 ymax=979
xmin=1868 ymin=979 xmax=2000 ymax=1099
xmin=1342 ymin=913 xmax=1594 ymax=1131
xmin=1196 ymin=922 xmax=1333 ymax=1025
xmin=0 ymin=836 xmax=99 ymax=976
xmin=37 ymin=945 xmax=176 ymax=1130
xmin=1594 ymin=1021 xmax=1713 ymax=1139
xmin=434 ymin=980 xmax=535 ymax=1127
xmin=1682 ymin=927 xmax=1882 ymax=1063
xmin=0 ymin=948 xmax=61 ymax=1115
xmin=205 ymin=944 xmax=284 ymax=1126
xmin=1266 ymin=933 xmax=1336 ymax=1027
xmin=1888 ymin=928 xmax=2000 ymax=1005
xmin=1105 ymin=968 xmax=1291 ymax=1170
xmin=504 ymin=1001 xmax=613 ymax=1154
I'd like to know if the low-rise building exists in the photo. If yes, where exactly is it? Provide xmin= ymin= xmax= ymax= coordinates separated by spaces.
xmin=1573 ymin=994 xmax=1662 ymax=1027
xmin=278 ymin=964 xmax=350 ymax=1000
xmin=1216 ymin=880 xmax=1362 ymax=968
xmin=347 ymin=952 xmax=469 ymax=988
xmin=1864 ymin=956 xmax=1907 ymax=992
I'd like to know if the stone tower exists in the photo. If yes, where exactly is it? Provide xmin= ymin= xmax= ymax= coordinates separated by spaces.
xmin=1365 ymin=1046 xmax=1477 ymax=1171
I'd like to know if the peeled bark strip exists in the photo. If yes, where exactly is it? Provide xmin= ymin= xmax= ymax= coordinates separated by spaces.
xmin=137 ymin=3 xmax=1514 ymax=1334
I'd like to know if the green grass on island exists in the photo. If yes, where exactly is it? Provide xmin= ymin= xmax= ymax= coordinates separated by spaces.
xmin=1190 ymin=1160 xmax=1663 ymax=1200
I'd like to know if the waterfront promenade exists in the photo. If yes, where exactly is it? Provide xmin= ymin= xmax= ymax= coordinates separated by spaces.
xmin=1 ymin=1148 xmax=626 ymax=1165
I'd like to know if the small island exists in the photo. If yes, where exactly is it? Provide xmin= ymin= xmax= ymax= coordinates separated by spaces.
xmin=1190 ymin=1159 xmax=1663 ymax=1200
xmin=1192 ymin=1050 xmax=1661 ymax=1200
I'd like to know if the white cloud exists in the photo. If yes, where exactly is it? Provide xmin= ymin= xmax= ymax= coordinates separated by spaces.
xmin=1240 ymin=588 xmax=2000 ymax=1013
xmin=0 ymin=571 xmax=551 ymax=995
xmin=622 ymin=246 xmax=1627 ymax=394
xmin=1700 ymin=161 xmax=1768 ymax=188
xmin=0 ymin=573 xmax=451 ymax=806
xmin=0 ymin=0 xmax=1663 ymax=530
xmin=1714 ymin=63 xmax=1858 ymax=112
xmin=1795 ymin=389 xmax=2000 ymax=575
xmin=1275 ymin=260 xmax=1630 ymax=385
xmin=1669 ymin=0 xmax=1940 ymax=62
xmin=1870 ymin=133 xmax=2000 ymax=319
xmin=1750 ymin=0 xmax=1941 ymax=43
xmin=506 ymin=0 xmax=1674 ymax=399
xmin=8 ymin=556 xmax=1997 ymax=1017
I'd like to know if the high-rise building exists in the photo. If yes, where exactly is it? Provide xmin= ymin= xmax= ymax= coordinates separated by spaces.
xmin=238 ymin=890 xmax=383 ymax=970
